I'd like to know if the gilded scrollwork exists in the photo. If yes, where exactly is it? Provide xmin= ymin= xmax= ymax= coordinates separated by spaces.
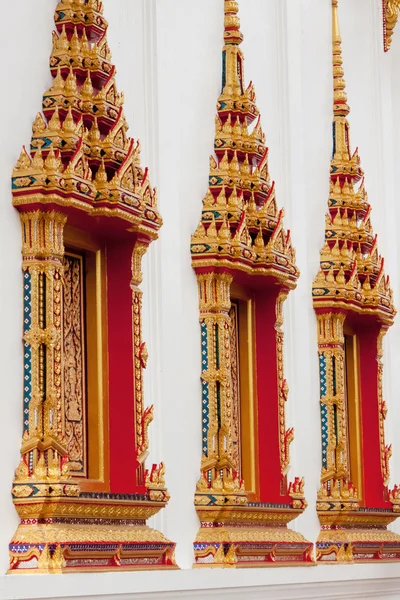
xmin=275 ymin=290 xmax=293 ymax=476
xmin=131 ymin=241 xmax=149 ymax=287
xmin=383 ymin=0 xmax=400 ymax=51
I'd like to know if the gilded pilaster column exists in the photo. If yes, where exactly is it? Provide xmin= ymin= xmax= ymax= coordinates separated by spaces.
xmin=131 ymin=242 xmax=169 ymax=500
xmin=195 ymin=273 xmax=246 ymax=505
xmin=131 ymin=242 xmax=151 ymax=464
xmin=276 ymin=291 xmax=293 ymax=478
xmin=195 ymin=272 xmax=245 ymax=504
xmin=377 ymin=327 xmax=392 ymax=486
xmin=315 ymin=312 xmax=358 ymax=510
xmin=14 ymin=210 xmax=79 ymax=500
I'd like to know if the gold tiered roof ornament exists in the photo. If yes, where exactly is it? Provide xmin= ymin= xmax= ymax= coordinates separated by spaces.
xmin=13 ymin=2 xmax=161 ymax=233
xmin=312 ymin=0 xmax=400 ymax=564
xmin=313 ymin=0 xmax=395 ymax=320
xmin=10 ymin=0 xmax=176 ymax=573
xmin=383 ymin=0 xmax=400 ymax=51
xmin=191 ymin=3 xmax=298 ymax=284
xmin=191 ymin=0 xmax=313 ymax=568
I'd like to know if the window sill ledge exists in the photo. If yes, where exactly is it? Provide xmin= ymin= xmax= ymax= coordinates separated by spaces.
xmin=1 ymin=562 xmax=400 ymax=600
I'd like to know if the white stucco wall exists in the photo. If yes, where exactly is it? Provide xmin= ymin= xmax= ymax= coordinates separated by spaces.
xmin=1 ymin=0 xmax=400 ymax=598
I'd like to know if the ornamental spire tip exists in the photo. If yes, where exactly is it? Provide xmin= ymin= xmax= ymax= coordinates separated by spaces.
xmin=332 ymin=0 xmax=349 ymax=118
xmin=224 ymin=0 xmax=243 ymax=45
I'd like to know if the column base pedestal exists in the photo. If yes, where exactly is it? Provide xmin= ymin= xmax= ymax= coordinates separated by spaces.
xmin=194 ymin=504 xmax=314 ymax=567
xmin=9 ymin=492 xmax=178 ymax=573
xmin=317 ymin=509 xmax=400 ymax=563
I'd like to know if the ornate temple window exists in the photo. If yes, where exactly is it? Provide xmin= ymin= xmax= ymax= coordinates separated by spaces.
xmin=383 ymin=0 xmax=400 ymax=51
xmin=313 ymin=0 xmax=400 ymax=563
xmin=190 ymin=0 xmax=313 ymax=568
xmin=9 ymin=0 xmax=176 ymax=573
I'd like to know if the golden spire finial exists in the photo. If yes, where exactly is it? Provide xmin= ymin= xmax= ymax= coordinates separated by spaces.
xmin=224 ymin=0 xmax=243 ymax=45
xmin=332 ymin=0 xmax=340 ymax=41
xmin=221 ymin=0 xmax=244 ymax=96
xmin=332 ymin=0 xmax=349 ymax=118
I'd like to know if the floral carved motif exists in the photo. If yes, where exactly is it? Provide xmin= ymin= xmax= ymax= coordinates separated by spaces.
xmin=63 ymin=253 xmax=86 ymax=476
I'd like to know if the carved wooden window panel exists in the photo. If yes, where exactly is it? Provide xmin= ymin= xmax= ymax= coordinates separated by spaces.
xmin=63 ymin=226 xmax=109 ymax=492
xmin=343 ymin=329 xmax=363 ymax=503
xmin=230 ymin=286 xmax=259 ymax=500
xmin=63 ymin=250 xmax=87 ymax=478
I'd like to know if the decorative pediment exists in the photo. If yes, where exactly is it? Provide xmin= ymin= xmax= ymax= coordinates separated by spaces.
xmin=13 ymin=1 xmax=161 ymax=236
